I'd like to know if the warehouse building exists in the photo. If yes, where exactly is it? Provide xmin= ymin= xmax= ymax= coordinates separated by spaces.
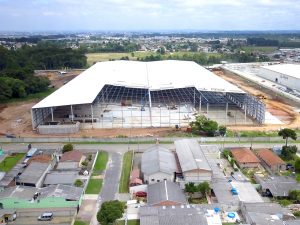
xmin=31 ymin=60 xmax=266 ymax=133
xmin=175 ymin=139 xmax=212 ymax=186
xmin=147 ymin=180 xmax=187 ymax=206
xmin=141 ymin=145 xmax=177 ymax=184
xmin=260 ymin=64 xmax=300 ymax=92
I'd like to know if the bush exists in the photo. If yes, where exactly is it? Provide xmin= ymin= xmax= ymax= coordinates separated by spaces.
xmin=281 ymin=145 xmax=297 ymax=160
xmin=97 ymin=200 xmax=124 ymax=225
xmin=293 ymin=211 xmax=300 ymax=217
xmin=62 ymin=143 xmax=73 ymax=153
xmin=88 ymin=154 xmax=92 ymax=162
xmin=190 ymin=115 xmax=219 ymax=137
xmin=74 ymin=179 xmax=83 ymax=187
xmin=278 ymin=199 xmax=292 ymax=206
xmin=81 ymin=160 xmax=88 ymax=167
xmin=295 ymin=158 xmax=300 ymax=173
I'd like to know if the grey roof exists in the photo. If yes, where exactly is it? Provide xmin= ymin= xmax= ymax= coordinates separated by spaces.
xmin=175 ymin=139 xmax=212 ymax=172
xmin=17 ymin=162 xmax=50 ymax=185
xmin=147 ymin=181 xmax=187 ymax=206
xmin=140 ymin=204 xmax=220 ymax=225
xmin=40 ymin=184 xmax=83 ymax=201
xmin=56 ymin=161 xmax=79 ymax=170
xmin=241 ymin=202 xmax=295 ymax=225
xmin=0 ymin=164 xmax=25 ymax=187
xmin=254 ymin=175 xmax=300 ymax=197
xmin=141 ymin=145 xmax=177 ymax=176
xmin=0 ymin=186 xmax=38 ymax=200
xmin=285 ymin=220 xmax=300 ymax=225
xmin=43 ymin=171 xmax=78 ymax=186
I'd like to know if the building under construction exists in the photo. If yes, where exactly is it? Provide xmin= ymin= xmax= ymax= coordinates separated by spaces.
xmin=31 ymin=60 xmax=265 ymax=134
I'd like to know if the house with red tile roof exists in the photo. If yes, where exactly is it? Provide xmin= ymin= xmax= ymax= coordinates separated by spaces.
xmin=256 ymin=149 xmax=286 ymax=172
xmin=231 ymin=148 xmax=260 ymax=169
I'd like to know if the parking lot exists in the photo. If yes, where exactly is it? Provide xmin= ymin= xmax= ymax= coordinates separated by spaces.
xmin=11 ymin=208 xmax=76 ymax=225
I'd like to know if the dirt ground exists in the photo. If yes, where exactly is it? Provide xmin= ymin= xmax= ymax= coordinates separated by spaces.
xmin=213 ymin=69 xmax=300 ymax=131
xmin=1 ymin=69 xmax=300 ymax=138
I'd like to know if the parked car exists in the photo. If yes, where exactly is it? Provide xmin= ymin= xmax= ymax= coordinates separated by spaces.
xmin=38 ymin=212 xmax=53 ymax=221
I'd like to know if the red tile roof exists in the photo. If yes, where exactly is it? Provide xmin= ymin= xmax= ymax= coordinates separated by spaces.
xmin=257 ymin=149 xmax=285 ymax=167
xmin=231 ymin=148 xmax=260 ymax=164
xmin=60 ymin=150 xmax=83 ymax=162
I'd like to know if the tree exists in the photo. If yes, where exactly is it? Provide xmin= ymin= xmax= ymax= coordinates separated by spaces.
xmin=198 ymin=182 xmax=210 ymax=196
xmin=281 ymin=145 xmax=297 ymax=160
xmin=62 ymin=143 xmax=73 ymax=153
xmin=219 ymin=125 xmax=227 ymax=136
xmin=295 ymin=158 xmax=300 ymax=173
xmin=74 ymin=179 xmax=83 ymax=187
xmin=184 ymin=182 xmax=198 ymax=195
xmin=97 ymin=200 xmax=124 ymax=225
xmin=278 ymin=128 xmax=297 ymax=147
xmin=190 ymin=115 xmax=219 ymax=137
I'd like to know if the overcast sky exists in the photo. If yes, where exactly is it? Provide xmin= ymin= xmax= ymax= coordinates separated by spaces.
xmin=0 ymin=0 xmax=299 ymax=31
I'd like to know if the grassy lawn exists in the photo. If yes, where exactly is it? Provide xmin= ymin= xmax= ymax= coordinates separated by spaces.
xmin=1 ymin=88 xmax=55 ymax=104
xmin=117 ymin=220 xmax=140 ymax=225
xmin=86 ymin=52 xmax=155 ymax=66
xmin=241 ymin=46 xmax=277 ymax=53
xmin=296 ymin=173 xmax=300 ymax=182
xmin=85 ymin=179 xmax=103 ymax=194
xmin=74 ymin=220 xmax=89 ymax=225
xmin=119 ymin=151 xmax=133 ymax=193
xmin=94 ymin=151 xmax=108 ymax=171
xmin=0 ymin=153 xmax=25 ymax=172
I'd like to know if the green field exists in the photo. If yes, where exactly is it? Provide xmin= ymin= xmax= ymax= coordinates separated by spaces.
xmin=0 ymin=153 xmax=25 ymax=172
xmin=119 ymin=151 xmax=133 ymax=193
xmin=94 ymin=151 xmax=108 ymax=171
xmin=86 ymin=52 xmax=156 ymax=66
xmin=74 ymin=220 xmax=88 ymax=225
xmin=85 ymin=179 xmax=103 ymax=194
xmin=117 ymin=220 xmax=140 ymax=225
xmin=1 ymin=88 xmax=55 ymax=104
xmin=241 ymin=46 xmax=277 ymax=53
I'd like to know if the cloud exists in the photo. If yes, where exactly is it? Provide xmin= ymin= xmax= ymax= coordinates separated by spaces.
xmin=0 ymin=0 xmax=299 ymax=31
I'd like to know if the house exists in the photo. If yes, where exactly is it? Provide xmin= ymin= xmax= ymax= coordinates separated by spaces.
xmin=230 ymin=148 xmax=260 ymax=168
xmin=175 ymin=139 xmax=212 ymax=186
xmin=0 ymin=209 xmax=16 ymax=224
xmin=0 ymin=184 xmax=83 ymax=209
xmin=147 ymin=180 xmax=187 ymax=206
xmin=241 ymin=202 xmax=296 ymax=225
xmin=140 ymin=204 xmax=222 ymax=225
xmin=57 ymin=150 xmax=85 ymax=169
xmin=16 ymin=162 xmax=51 ymax=188
xmin=43 ymin=171 xmax=78 ymax=187
xmin=129 ymin=168 xmax=143 ymax=187
xmin=256 ymin=149 xmax=286 ymax=172
xmin=141 ymin=146 xmax=177 ymax=184
xmin=254 ymin=175 xmax=300 ymax=197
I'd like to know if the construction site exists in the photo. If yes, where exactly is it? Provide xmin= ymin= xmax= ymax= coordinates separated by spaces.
xmin=30 ymin=60 xmax=265 ymax=134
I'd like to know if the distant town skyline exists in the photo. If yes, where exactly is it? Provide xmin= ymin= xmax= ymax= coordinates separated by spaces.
xmin=0 ymin=0 xmax=300 ymax=31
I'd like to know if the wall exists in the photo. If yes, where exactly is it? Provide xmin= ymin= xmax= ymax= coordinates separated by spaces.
xmin=145 ymin=172 xmax=174 ymax=184
xmin=237 ymin=162 xmax=260 ymax=169
xmin=260 ymin=67 xmax=300 ymax=92
xmin=183 ymin=170 xmax=212 ymax=183
xmin=37 ymin=122 xmax=80 ymax=134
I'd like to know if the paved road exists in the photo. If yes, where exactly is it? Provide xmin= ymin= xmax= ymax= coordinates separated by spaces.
xmin=89 ymin=152 xmax=122 ymax=225
xmin=2 ymin=142 xmax=300 ymax=154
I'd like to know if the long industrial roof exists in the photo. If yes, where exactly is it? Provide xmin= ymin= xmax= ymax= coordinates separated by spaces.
xmin=262 ymin=64 xmax=300 ymax=79
xmin=33 ymin=60 xmax=244 ymax=109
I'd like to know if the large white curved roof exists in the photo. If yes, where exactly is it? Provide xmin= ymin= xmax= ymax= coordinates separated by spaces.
xmin=33 ymin=60 xmax=244 ymax=109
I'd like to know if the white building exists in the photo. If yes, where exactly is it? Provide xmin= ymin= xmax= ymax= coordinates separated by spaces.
xmin=260 ymin=64 xmax=300 ymax=92
xmin=175 ymin=139 xmax=212 ymax=187
xmin=141 ymin=145 xmax=177 ymax=184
